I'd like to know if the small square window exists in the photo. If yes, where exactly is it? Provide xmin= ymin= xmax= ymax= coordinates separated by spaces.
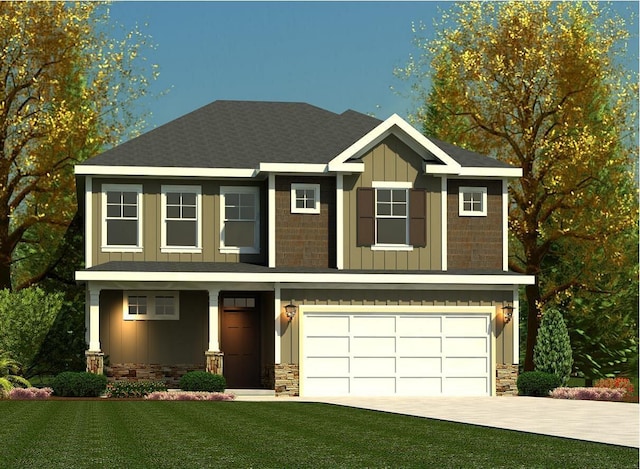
xmin=459 ymin=187 xmax=488 ymax=216
xmin=124 ymin=292 xmax=179 ymax=320
xmin=291 ymin=183 xmax=320 ymax=214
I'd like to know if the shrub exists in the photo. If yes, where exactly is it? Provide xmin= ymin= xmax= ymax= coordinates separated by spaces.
xmin=106 ymin=380 xmax=168 ymax=398
xmin=9 ymin=387 xmax=53 ymax=400
xmin=594 ymin=377 xmax=634 ymax=396
xmin=550 ymin=387 xmax=625 ymax=402
xmin=517 ymin=371 xmax=561 ymax=396
xmin=179 ymin=371 xmax=226 ymax=392
xmin=145 ymin=391 xmax=235 ymax=401
xmin=534 ymin=308 xmax=573 ymax=386
xmin=51 ymin=371 xmax=107 ymax=397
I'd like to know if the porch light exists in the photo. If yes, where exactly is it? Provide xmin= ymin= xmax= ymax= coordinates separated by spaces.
xmin=284 ymin=303 xmax=298 ymax=321
xmin=502 ymin=304 xmax=515 ymax=324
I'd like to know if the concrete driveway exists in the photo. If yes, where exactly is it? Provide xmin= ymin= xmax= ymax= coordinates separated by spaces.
xmin=236 ymin=395 xmax=639 ymax=448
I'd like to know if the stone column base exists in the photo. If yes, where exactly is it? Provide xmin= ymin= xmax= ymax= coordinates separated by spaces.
xmin=274 ymin=363 xmax=299 ymax=396
xmin=205 ymin=351 xmax=224 ymax=375
xmin=496 ymin=364 xmax=518 ymax=395
xmin=86 ymin=351 xmax=104 ymax=375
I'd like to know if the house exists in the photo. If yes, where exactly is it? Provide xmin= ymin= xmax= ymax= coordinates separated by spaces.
xmin=75 ymin=100 xmax=535 ymax=396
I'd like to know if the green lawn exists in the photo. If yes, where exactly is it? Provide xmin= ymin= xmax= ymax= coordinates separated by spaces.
xmin=1 ymin=401 xmax=637 ymax=468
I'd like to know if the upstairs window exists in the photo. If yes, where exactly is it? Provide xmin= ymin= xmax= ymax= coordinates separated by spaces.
xmin=102 ymin=184 xmax=142 ymax=251
xmin=124 ymin=291 xmax=179 ymax=320
xmin=291 ymin=183 xmax=320 ymax=214
xmin=220 ymin=186 xmax=260 ymax=254
xmin=161 ymin=185 xmax=202 ymax=252
xmin=459 ymin=186 xmax=487 ymax=216
xmin=357 ymin=183 xmax=426 ymax=250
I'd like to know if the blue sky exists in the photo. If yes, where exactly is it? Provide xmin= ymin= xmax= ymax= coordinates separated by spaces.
xmin=109 ymin=1 xmax=639 ymax=133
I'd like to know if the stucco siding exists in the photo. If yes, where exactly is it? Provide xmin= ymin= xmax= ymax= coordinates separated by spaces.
xmin=342 ymin=136 xmax=442 ymax=270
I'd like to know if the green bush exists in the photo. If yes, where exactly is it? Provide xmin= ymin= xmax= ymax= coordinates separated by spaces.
xmin=179 ymin=371 xmax=226 ymax=392
xmin=534 ymin=308 xmax=573 ymax=386
xmin=517 ymin=371 xmax=561 ymax=396
xmin=51 ymin=371 xmax=107 ymax=397
xmin=106 ymin=380 xmax=167 ymax=398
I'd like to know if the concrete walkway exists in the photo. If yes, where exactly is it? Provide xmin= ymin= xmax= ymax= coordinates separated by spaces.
xmin=235 ymin=395 xmax=639 ymax=448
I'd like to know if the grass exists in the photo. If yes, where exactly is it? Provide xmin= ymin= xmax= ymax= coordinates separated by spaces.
xmin=1 ymin=401 xmax=637 ymax=468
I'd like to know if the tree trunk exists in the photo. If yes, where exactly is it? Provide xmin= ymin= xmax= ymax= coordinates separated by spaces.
xmin=524 ymin=282 xmax=542 ymax=370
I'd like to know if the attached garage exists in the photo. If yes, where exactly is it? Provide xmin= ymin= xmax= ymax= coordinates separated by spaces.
xmin=300 ymin=306 xmax=495 ymax=397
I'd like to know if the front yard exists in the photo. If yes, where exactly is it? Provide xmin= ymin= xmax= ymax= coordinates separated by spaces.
xmin=1 ymin=401 xmax=637 ymax=468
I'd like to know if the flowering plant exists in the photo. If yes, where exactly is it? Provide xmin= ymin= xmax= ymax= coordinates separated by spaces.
xmin=9 ymin=387 xmax=53 ymax=400
xmin=145 ymin=391 xmax=235 ymax=401
xmin=594 ymin=377 xmax=634 ymax=396
xmin=550 ymin=387 xmax=625 ymax=401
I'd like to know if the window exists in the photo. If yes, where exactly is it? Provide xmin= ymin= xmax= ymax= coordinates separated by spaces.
xmin=220 ymin=186 xmax=260 ymax=254
xmin=291 ymin=183 xmax=320 ymax=214
xmin=161 ymin=185 xmax=202 ymax=252
xmin=459 ymin=187 xmax=487 ymax=216
xmin=102 ymin=184 xmax=143 ymax=251
xmin=357 ymin=184 xmax=426 ymax=249
xmin=124 ymin=292 xmax=179 ymax=320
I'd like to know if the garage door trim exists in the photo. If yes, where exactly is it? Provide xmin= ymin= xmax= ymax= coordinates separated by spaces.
xmin=299 ymin=305 xmax=496 ymax=397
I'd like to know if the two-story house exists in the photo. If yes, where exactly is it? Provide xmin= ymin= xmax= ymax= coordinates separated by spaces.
xmin=75 ymin=100 xmax=534 ymax=396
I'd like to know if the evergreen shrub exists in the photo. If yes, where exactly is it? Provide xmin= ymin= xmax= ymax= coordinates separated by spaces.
xmin=179 ymin=371 xmax=226 ymax=392
xmin=517 ymin=371 xmax=561 ymax=396
xmin=534 ymin=308 xmax=573 ymax=385
xmin=51 ymin=371 xmax=107 ymax=397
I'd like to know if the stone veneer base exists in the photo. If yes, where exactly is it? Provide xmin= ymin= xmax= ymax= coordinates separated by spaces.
xmin=272 ymin=363 xmax=299 ymax=396
xmin=496 ymin=364 xmax=519 ymax=396
xmin=106 ymin=363 xmax=204 ymax=388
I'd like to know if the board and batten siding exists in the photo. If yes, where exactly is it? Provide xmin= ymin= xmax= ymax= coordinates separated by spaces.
xmin=279 ymin=289 xmax=514 ymax=366
xmin=342 ymin=135 xmax=442 ymax=270
xmin=91 ymin=179 xmax=266 ymax=265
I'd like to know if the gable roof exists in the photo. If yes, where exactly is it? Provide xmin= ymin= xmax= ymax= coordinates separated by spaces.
xmin=77 ymin=100 xmax=520 ymax=177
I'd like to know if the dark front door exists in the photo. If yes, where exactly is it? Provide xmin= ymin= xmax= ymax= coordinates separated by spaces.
xmin=220 ymin=295 xmax=261 ymax=388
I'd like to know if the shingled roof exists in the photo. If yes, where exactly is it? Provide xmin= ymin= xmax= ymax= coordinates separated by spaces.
xmin=80 ymin=100 xmax=512 ymax=170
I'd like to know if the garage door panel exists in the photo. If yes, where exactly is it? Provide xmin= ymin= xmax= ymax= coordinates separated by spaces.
xmin=306 ymin=315 xmax=350 ymax=335
xmin=305 ymin=336 xmax=349 ymax=355
xmin=352 ymin=377 xmax=396 ymax=395
xmin=444 ymin=377 xmax=489 ymax=396
xmin=397 ymin=377 xmax=442 ymax=396
xmin=397 ymin=337 xmax=441 ymax=355
xmin=352 ymin=356 xmax=395 ymax=375
xmin=397 ymin=316 xmax=442 ymax=335
xmin=443 ymin=316 xmax=489 ymax=335
xmin=351 ymin=315 xmax=396 ymax=335
xmin=305 ymin=377 xmax=349 ymax=396
xmin=305 ymin=356 xmax=350 ymax=376
xmin=397 ymin=357 xmax=441 ymax=375
xmin=445 ymin=357 xmax=488 ymax=375
xmin=351 ymin=336 xmax=395 ymax=355
xmin=444 ymin=337 xmax=488 ymax=356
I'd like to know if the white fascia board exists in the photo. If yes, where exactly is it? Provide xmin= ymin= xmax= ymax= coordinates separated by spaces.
xmin=329 ymin=114 xmax=462 ymax=172
xmin=75 ymin=165 xmax=258 ymax=178
xmin=425 ymin=165 xmax=523 ymax=178
xmin=76 ymin=269 xmax=535 ymax=286
xmin=327 ymin=162 xmax=365 ymax=173
xmin=258 ymin=163 xmax=328 ymax=173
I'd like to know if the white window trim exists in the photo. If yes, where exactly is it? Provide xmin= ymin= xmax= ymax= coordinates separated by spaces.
xmin=291 ymin=183 xmax=320 ymax=214
xmin=101 ymin=183 xmax=143 ymax=252
xmin=123 ymin=291 xmax=179 ymax=320
xmin=459 ymin=186 xmax=488 ymax=217
xmin=220 ymin=186 xmax=260 ymax=254
xmin=372 ymin=181 xmax=412 ymax=250
xmin=160 ymin=185 xmax=202 ymax=253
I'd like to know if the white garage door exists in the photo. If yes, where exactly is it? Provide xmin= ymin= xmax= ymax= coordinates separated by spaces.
xmin=301 ymin=310 xmax=492 ymax=397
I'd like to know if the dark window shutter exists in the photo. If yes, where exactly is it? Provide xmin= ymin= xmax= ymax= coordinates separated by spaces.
xmin=357 ymin=187 xmax=375 ymax=246
xmin=409 ymin=189 xmax=426 ymax=247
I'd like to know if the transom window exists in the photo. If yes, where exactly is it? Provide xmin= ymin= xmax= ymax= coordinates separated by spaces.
xmin=161 ymin=185 xmax=201 ymax=252
xmin=459 ymin=186 xmax=487 ymax=216
xmin=220 ymin=186 xmax=260 ymax=254
xmin=291 ymin=183 xmax=320 ymax=214
xmin=374 ymin=182 xmax=411 ymax=246
xmin=102 ymin=184 xmax=142 ymax=251
xmin=124 ymin=292 xmax=179 ymax=320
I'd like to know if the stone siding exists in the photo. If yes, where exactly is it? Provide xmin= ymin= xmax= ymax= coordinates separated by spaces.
xmin=272 ymin=363 xmax=299 ymax=396
xmin=106 ymin=363 xmax=203 ymax=388
xmin=496 ymin=364 xmax=518 ymax=395
xmin=85 ymin=351 xmax=104 ymax=375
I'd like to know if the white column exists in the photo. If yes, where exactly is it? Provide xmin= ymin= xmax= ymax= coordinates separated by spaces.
xmin=207 ymin=288 xmax=221 ymax=352
xmin=336 ymin=174 xmax=344 ymax=270
xmin=274 ymin=283 xmax=281 ymax=364
xmin=512 ymin=285 xmax=520 ymax=364
xmin=268 ymin=173 xmax=276 ymax=268
xmin=87 ymin=284 xmax=101 ymax=351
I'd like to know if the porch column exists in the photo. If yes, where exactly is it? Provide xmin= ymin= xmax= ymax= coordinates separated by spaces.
xmin=85 ymin=285 xmax=104 ymax=374
xmin=206 ymin=288 xmax=223 ymax=375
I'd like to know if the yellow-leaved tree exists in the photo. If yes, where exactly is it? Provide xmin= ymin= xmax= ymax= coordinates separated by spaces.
xmin=0 ymin=2 xmax=158 ymax=290
xmin=396 ymin=1 xmax=638 ymax=372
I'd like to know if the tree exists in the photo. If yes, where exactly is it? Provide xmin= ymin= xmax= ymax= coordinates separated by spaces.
xmin=533 ymin=308 xmax=573 ymax=386
xmin=396 ymin=1 xmax=638 ymax=371
xmin=0 ymin=2 xmax=158 ymax=290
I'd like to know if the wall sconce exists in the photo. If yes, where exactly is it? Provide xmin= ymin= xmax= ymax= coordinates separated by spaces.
xmin=502 ymin=304 xmax=515 ymax=324
xmin=284 ymin=303 xmax=298 ymax=322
